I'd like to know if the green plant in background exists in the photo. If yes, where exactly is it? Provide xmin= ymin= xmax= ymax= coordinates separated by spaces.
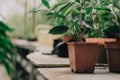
xmin=87 ymin=0 xmax=108 ymax=38
xmin=99 ymin=0 xmax=120 ymax=41
xmin=0 ymin=21 xmax=16 ymax=79
xmin=87 ymin=0 xmax=120 ymax=39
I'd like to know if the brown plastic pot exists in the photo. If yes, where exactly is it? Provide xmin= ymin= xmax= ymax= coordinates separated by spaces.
xmin=86 ymin=38 xmax=116 ymax=64
xmin=96 ymin=45 xmax=108 ymax=64
xmin=105 ymin=42 xmax=120 ymax=73
xmin=67 ymin=42 xmax=98 ymax=73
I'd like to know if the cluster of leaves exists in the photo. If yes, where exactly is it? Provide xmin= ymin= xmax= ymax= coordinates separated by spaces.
xmin=41 ymin=0 xmax=120 ymax=41
xmin=91 ymin=0 xmax=120 ymax=40
xmin=41 ymin=0 xmax=95 ymax=41
xmin=101 ymin=0 xmax=120 ymax=40
xmin=0 ymin=21 xmax=16 ymax=79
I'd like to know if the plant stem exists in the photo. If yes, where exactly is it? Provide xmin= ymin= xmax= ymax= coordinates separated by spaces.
xmin=24 ymin=0 xmax=27 ymax=38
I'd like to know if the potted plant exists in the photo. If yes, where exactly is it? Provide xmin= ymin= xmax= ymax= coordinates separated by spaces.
xmin=85 ymin=0 xmax=118 ymax=64
xmin=103 ymin=0 xmax=120 ymax=72
xmin=41 ymin=0 xmax=100 ymax=73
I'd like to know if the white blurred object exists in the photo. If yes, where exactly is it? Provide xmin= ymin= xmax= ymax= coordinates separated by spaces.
xmin=35 ymin=24 xmax=61 ymax=46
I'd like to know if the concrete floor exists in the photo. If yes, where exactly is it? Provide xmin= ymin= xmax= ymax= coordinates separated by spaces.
xmin=38 ymin=67 xmax=120 ymax=80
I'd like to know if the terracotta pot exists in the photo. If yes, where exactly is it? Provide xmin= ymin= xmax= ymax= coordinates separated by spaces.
xmin=86 ymin=38 xmax=116 ymax=64
xmin=67 ymin=42 xmax=98 ymax=73
xmin=105 ymin=42 xmax=120 ymax=73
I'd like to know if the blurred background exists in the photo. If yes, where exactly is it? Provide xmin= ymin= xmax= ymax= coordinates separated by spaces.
xmin=0 ymin=0 xmax=54 ymax=39
xmin=1 ymin=0 xmax=120 ymax=80
xmin=0 ymin=0 xmax=68 ymax=80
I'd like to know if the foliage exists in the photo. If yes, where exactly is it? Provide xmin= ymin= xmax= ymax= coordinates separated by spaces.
xmin=41 ymin=0 xmax=120 ymax=41
xmin=100 ymin=0 xmax=120 ymax=40
xmin=41 ymin=0 xmax=50 ymax=9
xmin=0 ymin=21 xmax=16 ymax=79
xmin=41 ymin=0 xmax=94 ymax=41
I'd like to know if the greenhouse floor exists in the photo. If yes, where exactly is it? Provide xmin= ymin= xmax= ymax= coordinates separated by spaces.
xmin=38 ymin=67 xmax=120 ymax=80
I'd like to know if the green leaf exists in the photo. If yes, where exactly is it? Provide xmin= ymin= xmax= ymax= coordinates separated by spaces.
xmin=0 ymin=21 xmax=13 ymax=32
xmin=75 ymin=0 xmax=80 ymax=3
xmin=0 ymin=50 xmax=6 ymax=62
xmin=41 ymin=0 xmax=50 ymax=9
xmin=85 ymin=21 xmax=93 ymax=29
xmin=29 ymin=9 xmax=43 ymax=13
xmin=0 ymin=21 xmax=16 ymax=78
xmin=51 ymin=2 xmax=68 ymax=10
xmin=55 ymin=14 xmax=66 ymax=19
xmin=3 ymin=60 xmax=15 ymax=76
xmin=49 ymin=26 xmax=69 ymax=34
xmin=58 ymin=2 xmax=70 ymax=13
xmin=86 ymin=7 xmax=92 ymax=14
xmin=71 ymin=20 xmax=79 ymax=28
xmin=95 ymin=7 xmax=111 ymax=12
xmin=60 ymin=2 xmax=74 ymax=16
xmin=114 ymin=4 xmax=120 ymax=9
xmin=47 ymin=12 xmax=66 ymax=18
xmin=72 ymin=9 xmax=80 ymax=18
xmin=47 ymin=12 xmax=55 ymax=16
xmin=0 ymin=30 xmax=6 ymax=37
